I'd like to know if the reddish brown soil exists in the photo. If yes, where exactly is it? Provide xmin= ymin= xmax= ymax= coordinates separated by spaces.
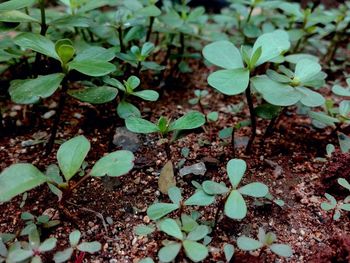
xmin=0 ymin=62 xmax=350 ymax=263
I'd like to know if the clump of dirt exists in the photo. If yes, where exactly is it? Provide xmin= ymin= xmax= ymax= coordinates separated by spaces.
xmin=311 ymin=234 xmax=350 ymax=263
xmin=322 ymin=151 xmax=350 ymax=194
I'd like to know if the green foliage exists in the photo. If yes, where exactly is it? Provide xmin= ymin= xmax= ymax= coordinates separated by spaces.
xmin=0 ymin=136 xmax=134 ymax=202
xmin=321 ymin=178 xmax=350 ymax=221
xmin=237 ymin=227 xmax=293 ymax=258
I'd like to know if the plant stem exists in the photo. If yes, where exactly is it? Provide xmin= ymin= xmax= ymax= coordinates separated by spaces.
xmin=172 ymin=32 xmax=185 ymax=76
xmin=164 ymin=140 xmax=171 ymax=160
xmin=213 ymin=195 xmax=227 ymax=234
xmin=70 ymin=172 xmax=91 ymax=192
xmin=118 ymin=27 xmax=125 ymax=53
xmin=146 ymin=17 xmax=155 ymax=42
xmin=39 ymin=0 xmax=47 ymax=36
xmin=246 ymin=5 xmax=254 ymax=24
xmin=245 ymin=86 xmax=256 ymax=154
xmin=45 ymin=77 xmax=69 ymax=155
xmin=231 ymin=126 xmax=235 ymax=158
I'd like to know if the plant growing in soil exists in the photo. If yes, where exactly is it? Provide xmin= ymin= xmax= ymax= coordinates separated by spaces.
xmin=189 ymin=89 xmax=219 ymax=123
xmin=0 ymin=135 xmax=134 ymax=204
xmin=103 ymin=75 xmax=159 ymax=119
xmin=157 ymin=218 xmax=210 ymax=262
xmin=53 ymin=230 xmax=101 ymax=263
xmin=321 ymin=178 xmax=350 ymax=221
xmin=125 ymin=111 xmax=205 ymax=158
xmin=11 ymin=34 xmax=116 ymax=153
xmin=237 ymin=227 xmax=293 ymax=258
xmin=203 ymin=30 xmax=290 ymax=152
xmin=20 ymin=211 xmax=60 ymax=236
xmin=4 ymin=228 xmax=58 ymax=263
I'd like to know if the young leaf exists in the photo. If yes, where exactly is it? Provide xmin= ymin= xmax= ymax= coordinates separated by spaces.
xmin=69 ymin=230 xmax=81 ymax=247
xmin=9 ymin=73 xmax=65 ymax=104
xmin=39 ymin=238 xmax=57 ymax=252
xmin=252 ymin=30 xmax=290 ymax=66
xmin=0 ymin=10 xmax=39 ymax=23
xmin=202 ymin=181 xmax=229 ymax=195
xmin=296 ymin=87 xmax=325 ymax=107
xmin=237 ymin=236 xmax=263 ymax=251
xmin=54 ymin=248 xmax=74 ymax=263
xmin=68 ymin=60 xmax=116 ymax=77
xmin=168 ymin=111 xmax=205 ymax=131
xmin=134 ymin=225 xmax=155 ymax=236
xmin=294 ymin=59 xmax=321 ymax=83
xmin=202 ymin=40 xmax=243 ymax=69
xmin=68 ymin=86 xmax=118 ymax=104
xmin=338 ymin=178 xmax=350 ymax=191
xmin=57 ymin=136 xmax=91 ymax=181
xmin=0 ymin=164 xmax=47 ymax=202
xmin=184 ymin=190 xmax=215 ymax=206
xmin=269 ymin=244 xmax=293 ymax=257
xmin=207 ymin=69 xmax=250 ymax=96
xmin=183 ymin=240 xmax=209 ymax=262
xmin=224 ymin=190 xmax=247 ymax=219
xmin=224 ymin=244 xmax=235 ymax=261
xmin=90 ymin=150 xmax=134 ymax=177
xmin=186 ymin=225 xmax=209 ymax=241
xmin=77 ymin=242 xmax=101 ymax=253
xmin=125 ymin=117 xmax=160 ymax=134
xmin=0 ymin=0 xmax=36 ymax=11
xmin=14 ymin=33 xmax=59 ymax=60
xmin=147 ymin=203 xmax=179 ymax=220
xmin=117 ymin=101 xmax=141 ymax=119
xmin=158 ymin=242 xmax=182 ymax=263
xmin=168 ymin=186 xmax=182 ymax=205
xmin=160 ymin=219 xmax=183 ymax=240
xmin=227 ymin=159 xmax=246 ymax=188
xmin=132 ymin=90 xmax=159 ymax=101
xmin=238 ymin=182 xmax=269 ymax=197
xmin=75 ymin=46 xmax=115 ymax=62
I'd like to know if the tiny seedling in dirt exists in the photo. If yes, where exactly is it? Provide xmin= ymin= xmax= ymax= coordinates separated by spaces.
xmin=125 ymin=111 xmax=205 ymax=159
xmin=321 ymin=178 xmax=350 ymax=221
xmin=103 ymin=75 xmax=159 ymax=119
xmin=0 ymin=136 xmax=134 ymax=214
xmin=157 ymin=217 xmax=210 ymax=262
xmin=53 ymin=230 xmax=101 ymax=263
xmin=237 ymin=227 xmax=293 ymax=258
xmin=203 ymin=30 xmax=291 ymax=152
xmin=20 ymin=211 xmax=60 ymax=236
xmin=11 ymin=34 xmax=117 ymax=153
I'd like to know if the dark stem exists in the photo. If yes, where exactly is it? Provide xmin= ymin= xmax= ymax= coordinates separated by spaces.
xmin=107 ymin=99 xmax=121 ymax=151
xmin=245 ymin=86 xmax=256 ymax=154
xmin=39 ymin=0 xmax=47 ymax=36
xmin=231 ymin=126 xmax=235 ymax=158
xmin=164 ymin=140 xmax=171 ymax=160
xmin=213 ymin=195 xmax=227 ymax=235
xmin=246 ymin=5 xmax=254 ymax=24
xmin=146 ymin=17 xmax=155 ymax=42
xmin=118 ymin=27 xmax=125 ymax=53
xmin=45 ymin=77 xmax=69 ymax=155
xmin=172 ymin=33 xmax=185 ymax=76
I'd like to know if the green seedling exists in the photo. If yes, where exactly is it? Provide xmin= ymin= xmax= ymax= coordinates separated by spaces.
xmin=11 ymin=34 xmax=117 ymax=153
xmin=53 ymin=230 xmax=101 ymax=263
xmin=117 ymin=42 xmax=164 ymax=72
xmin=237 ymin=227 xmax=293 ymax=258
xmin=252 ymin=59 xmax=325 ymax=108
xmin=203 ymin=30 xmax=290 ymax=152
xmin=189 ymin=89 xmax=218 ymax=123
xmin=125 ymin=111 xmax=205 ymax=158
xmin=5 ymin=228 xmax=58 ymax=263
xmin=20 ymin=211 xmax=60 ymax=236
xmin=103 ymin=75 xmax=159 ymax=119
xmin=158 ymin=217 xmax=210 ymax=262
xmin=0 ymin=136 xmax=134 ymax=205
xmin=321 ymin=178 xmax=350 ymax=221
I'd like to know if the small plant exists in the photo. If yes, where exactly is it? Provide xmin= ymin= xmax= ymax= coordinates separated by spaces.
xmin=203 ymin=30 xmax=291 ymax=152
xmin=321 ymin=178 xmax=350 ymax=221
xmin=0 ymin=135 xmax=134 ymax=204
xmin=103 ymin=75 xmax=159 ymax=119
xmin=125 ymin=111 xmax=205 ymax=158
xmin=237 ymin=227 xmax=293 ymax=258
xmin=189 ymin=89 xmax=218 ymax=123
xmin=157 ymin=218 xmax=209 ymax=262
xmin=20 ymin=211 xmax=60 ymax=236
xmin=5 ymin=228 xmax=58 ymax=263
xmin=54 ymin=230 xmax=101 ymax=263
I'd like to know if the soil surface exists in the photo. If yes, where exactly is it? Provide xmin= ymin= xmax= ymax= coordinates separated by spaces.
xmin=1 ymin=60 xmax=350 ymax=263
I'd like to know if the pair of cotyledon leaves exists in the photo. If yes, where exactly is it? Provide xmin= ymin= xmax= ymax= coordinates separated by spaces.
xmin=203 ymin=30 xmax=325 ymax=107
